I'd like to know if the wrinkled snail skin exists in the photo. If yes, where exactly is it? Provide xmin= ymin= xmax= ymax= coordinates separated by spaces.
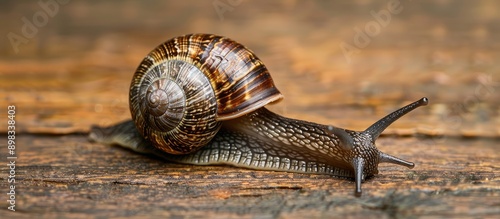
xmin=89 ymin=33 xmax=429 ymax=197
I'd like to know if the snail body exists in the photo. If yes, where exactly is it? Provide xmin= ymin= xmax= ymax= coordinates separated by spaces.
xmin=90 ymin=34 xmax=428 ymax=196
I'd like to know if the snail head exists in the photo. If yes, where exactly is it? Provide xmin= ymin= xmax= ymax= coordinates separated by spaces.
xmin=327 ymin=97 xmax=428 ymax=196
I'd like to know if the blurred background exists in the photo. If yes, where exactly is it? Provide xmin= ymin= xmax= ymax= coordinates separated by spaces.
xmin=0 ymin=0 xmax=499 ymax=138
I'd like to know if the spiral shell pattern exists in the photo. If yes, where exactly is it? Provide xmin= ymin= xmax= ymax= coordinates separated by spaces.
xmin=130 ymin=34 xmax=283 ymax=154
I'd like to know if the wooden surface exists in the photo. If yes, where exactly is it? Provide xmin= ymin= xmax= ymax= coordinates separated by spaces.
xmin=1 ymin=0 xmax=499 ymax=218
xmin=4 ymin=135 xmax=499 ymax=218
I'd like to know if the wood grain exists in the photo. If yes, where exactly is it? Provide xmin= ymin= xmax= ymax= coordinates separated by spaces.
xmin=0 ymin=135 xmax=498 ymax=218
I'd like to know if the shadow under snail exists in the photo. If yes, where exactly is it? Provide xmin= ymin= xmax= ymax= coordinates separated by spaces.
xmin=89 ymin=33 xmax=428 ymax=197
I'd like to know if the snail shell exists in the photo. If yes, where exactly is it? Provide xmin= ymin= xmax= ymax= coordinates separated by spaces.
xmin=90 ymin=33 xmax=429 ymax=196
xmin=130 ymin=34 xmax=282 ymax=154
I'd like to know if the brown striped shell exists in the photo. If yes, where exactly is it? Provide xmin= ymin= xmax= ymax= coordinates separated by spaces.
xmin=129 ymin=34 xmax=283 ymax=154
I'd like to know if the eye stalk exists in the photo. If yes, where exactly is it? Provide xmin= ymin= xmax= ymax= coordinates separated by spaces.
xmin=327 ymin=126 xmax=354 ymax=151
xmin=364 ymin=97 xmax=429 ymax=140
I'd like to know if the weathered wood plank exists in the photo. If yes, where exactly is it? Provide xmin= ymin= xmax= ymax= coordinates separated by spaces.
xmin=1 ymin=1 xmax=499 ymax=137
xmin=0 ymin=134 xmax=498 ymax=218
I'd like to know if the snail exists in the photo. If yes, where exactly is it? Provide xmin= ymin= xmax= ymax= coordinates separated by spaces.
xmin=89 ymin=33 xmax=428 ymax=196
